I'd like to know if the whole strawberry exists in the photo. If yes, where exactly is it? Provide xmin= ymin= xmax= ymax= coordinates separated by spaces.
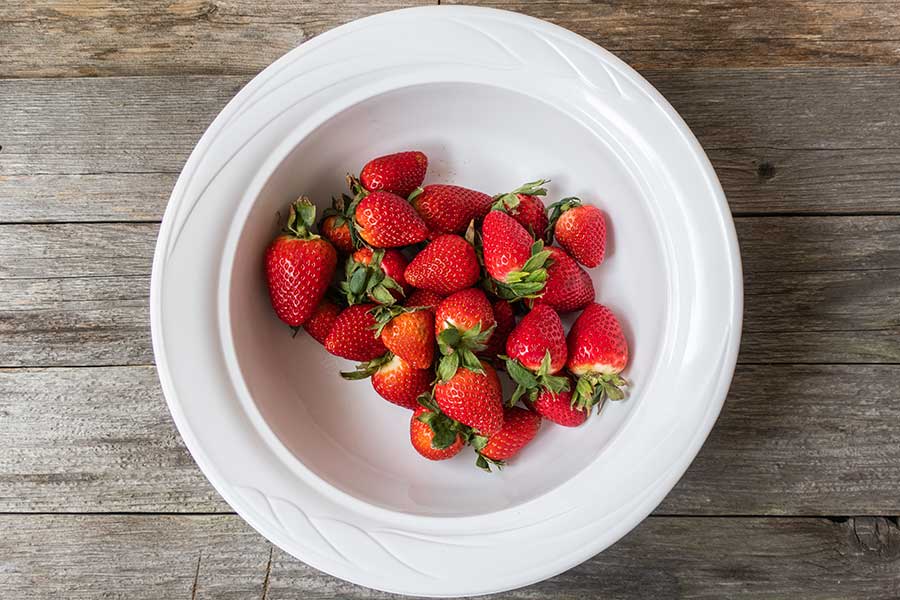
xmin=481 ymin=299 xmax=516 ymax=359
xmin=354 ymin=190 xmax=429 ymax=248
xmin=434 ymin=288 xmax=496 ymax=380
xmin=503 ymin=304 xmax=569 ymax=404
xmin=320 ymin=194 xmax=358 ymax=254
xmin=302 ymin=298 xmax=342 ymax=345
xmin=404 ymin=234 xmax=479 ymax=295
xmin=532 ymin=379 xmax=587 ymax=427
xmin=410 ymin=406 xmax=464 ymax=460
xmin=341 ymin=247 xmax=409 ymax=306
xmin=547 ymin=198 xmax=606 ymax=267
xmin=360 ymin=151 xmax=428 ymax=198
xmin=342 ymin=353 xmax=432 ymax=409
xmin=324 ymin=303 xmax=387 ymax=362
xmin=473 ymin=407 xmax=541 ymax=470
xmin=411 ymin=184 xmax=493 ymax=234
xmin=567 ymin=303 xmax=629 ymax=411
xmin=405 ymin=288 xmax=444 ymax=311
xmin=265 ymin=197 xmax=338 ymax=327
xmin=492 ymin=179 xmax=550 ymax=240
xmin=532 ymin=246 xmax=595 ymax=313
xmin=481 ymin=210 xmax=550 ymax=300
xmin=435 ymin=359 xmax=504 ymax=436
xmin=376 ymin=307 xmax=435 ymax=370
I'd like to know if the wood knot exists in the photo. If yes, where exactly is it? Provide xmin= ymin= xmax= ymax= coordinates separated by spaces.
xmin=757 ymin=161 xmax=776 ymax=180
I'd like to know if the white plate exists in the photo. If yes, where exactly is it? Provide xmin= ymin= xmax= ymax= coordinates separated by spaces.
xmin=151 ymin=6 xmax=742 ymax=597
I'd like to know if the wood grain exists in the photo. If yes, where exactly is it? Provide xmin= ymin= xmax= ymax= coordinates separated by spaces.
xmin=3 ymin=71 xmax=900 ymax=222
xmin=2 ymin=364 xmax=898 ymax=515
xmin=1 ymin=514 xmax=898 ymax=598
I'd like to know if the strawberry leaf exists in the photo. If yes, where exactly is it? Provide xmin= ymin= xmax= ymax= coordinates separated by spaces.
xmin=437 ymin=352 xmax=460 ymax=382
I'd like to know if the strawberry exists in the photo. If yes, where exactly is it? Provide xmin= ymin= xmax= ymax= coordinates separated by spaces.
xmin=324 ymin=303 xmax=387 ymax=361
xmin=434 ymin=288 xmax=496 ymax=380
xmin=342 ymin=353 xmax=432 ymax=409
xmin=320 ymin=194 xmax=359 ymax=254
xmin=492 ymin=179 xmax=550 ymax=240
xmin=532 ymin=379 xmax=587 ymax=427
xmin=472 ymin=407 xmax=541 ymax=470
xmin=481 ymin=210 xmax=550 ymax=300
xmin=434 ymin=359 xmax=504 ymax=436
xmin=503 ymin=304 xmax=569 ymax=405
xmin=405 ymin=288 xmax=444 ymax=310
xmin=411 ymin=184 xmax=493 ymax=234
xmin=302 ymin=298 xmax=341 ymax=345
xmin=377 ymin=308 xmax=435 ymax=369
xmin=360 ymin=151 xmax=428 ymax=198
xmin=532 ymin=246 xmax=595 ymax=313
xmin=566 ymin=303 xmax=629 ymax=411
xmin=481 ymin=300 xmax=516 ymax=358
xmin=410 ymin=406 xmax=464 ymax=460
xmin=354 ymin=190 xmax=429 ymax=248
xmin=404 ymin=234 xmax=479 ymax=295
xmin=341 ymin=247 xmax=409 ymax=306
xmin=547 ymin=198 xmax=606 ymax=267
xmin=265 ymin=198 xmax=338 ymax=327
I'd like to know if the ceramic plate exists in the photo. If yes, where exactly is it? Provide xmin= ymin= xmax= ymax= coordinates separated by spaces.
xmin=151 ymin=6 xmax=742 ymax=596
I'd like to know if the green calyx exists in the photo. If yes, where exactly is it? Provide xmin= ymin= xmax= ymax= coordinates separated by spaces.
xmin=467 ymin=434 xmax=503 ymax=472
xmin=545 ymin=196 xmax=582 ymax=242
xmin=490 ymin=240 xmax=552 ymax=301
xmin=503 ymin=351 xmax=571 ymax=407
xmin=491 ymin=178 xmax=550 ymax=212
xmin=570 ymin=372 xmax=629 ymax=413
xmin=283 ymin=196 xmax=320 ymax=240
xmin=340 ymin=248 xmax=404 ymax=307
xmin=322 ymin=193 xmax=364 ymax=250
xmin=339 ymin=352 xmax=392 ymax=380
xmin=436 ymin=322 xmax=495 ymax=381
xmin=416 ymin=391 xmax=469 ymax=451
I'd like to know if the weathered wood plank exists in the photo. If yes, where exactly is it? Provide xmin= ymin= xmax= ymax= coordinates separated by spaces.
xmin=1 ymin=514 xmax=899 ymax=598
xmin=0 ymin=0 xmax=433 ymax=78
xmin=3 ymin=1 xmax=900 ymax=78
xmin=2 ymin=365 xmax=898 ymax=515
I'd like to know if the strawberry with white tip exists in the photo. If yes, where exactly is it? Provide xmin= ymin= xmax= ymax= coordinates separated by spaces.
xmin=566 ymin=303 xmax=629 ymax=412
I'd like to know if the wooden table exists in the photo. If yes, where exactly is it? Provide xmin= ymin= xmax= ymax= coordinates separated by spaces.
xmin=2 ymin=2 xmax=899 ymax=598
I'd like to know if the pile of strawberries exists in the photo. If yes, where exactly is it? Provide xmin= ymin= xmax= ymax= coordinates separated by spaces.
xmin=264 ymin=151 xmax=629 ymax=470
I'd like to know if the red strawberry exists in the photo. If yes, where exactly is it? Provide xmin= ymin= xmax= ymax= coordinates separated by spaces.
xmin=532 ymin=380 xmax=587 ymax=427
xmin=434 ymin=288 xmax=496 ymax=380
xmin=473 ymin=407 xmax=541 ymax=470
xmin=410 ymin=406 xmax=464 ymax=460
xmin=320 ymin=193 xmax=360 ymax=254
xmin=533 ymin=246 xmax=595 ymax=313
xmin=371 ymin=355 xmax=433 ymax=409
xmin=379 ymin=308 xmax=435 ymax=369
xmin=434 ymin=360 xmax=504 ymax=436
xmin=342 ymin=247 xmax=410 ymax=306
xmin=404 ymin=234 xmax=479 ymax=295
xmin=548 ymin=198 xmax=606 ymax=267
xmin=481 ymin=300 xmax=516 ymax=358
xmin=360 ymin=151 xmax=428 ymax=198
xmin=405 ymin=288 xmax=444 ymax=310
xmin=265 ymin=198 xmax=338 ymax=327
xmin=492 ymin=179 xmax=550 ymax=240
xmin=481 ymin=210 xmax=550 ymax=300
xmin=503 ymin=304 xmax=569 ymax=405
xmin=411 ymin=184 xmax=493 ymax=234
xmin=302 ymin=298 xmax=341 ymax=345
xmin=566 ymin=303 xmax=629 ymax=411
xmin=354 ymin=190 xmax=429 ymax=248
xmin=324 ymin=303 xmax=387 ymax=361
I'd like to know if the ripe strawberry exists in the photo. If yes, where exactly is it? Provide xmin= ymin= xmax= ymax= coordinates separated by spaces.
xmin=434 ymin=289 xmax=496 ymax=380
xmin=532 ymin=380 xmax=587 ymax=427
xmin=404 ymin=234 xmax=479 ymax=295
xmin=481 ymin=210 xmax=550 ymax=300
xmin=378 ymin=308 xmax=435 ymax=370
xmin=360 ymin=151 xmax=428 ymax=198
xmin=434 ymin=360 xmax=504 ymax=436
xmin=503 ymin=304 xmax=569 ymax=405
xmin=320 ymin=194 xmax=358 ymax=254
xmin=265 ymin=198 xmax=338 ymax=327
xmin=532 ymin=246 xmax=595 ymax=313
xmin=481 ymin=300 xmax=516 ymax=358
xmin=410 ymin=406 xmax=464 ymax=460
xmin=341 ymin=247 xmax=409 ymax=306
xmin=341 ymin=353 xmax=432 ymax=409
xmin=567 ymin=303 xmax=629 ymax=411
xmin=547 ymin=198 xmax=606 ymax=267
xmin=324 ymin=303 xmax=387 ymax=361
xmin=411 ymin=184 xmax=493 ymax=234
xmin=492 ymin=179 xmax=550 ymax=240
xmin=354 ymin=190 xmax=429 ymax=248
xmin=473 ymin=407 xmax=541 ymax=470
xmin=405 ymin=288 xmax=444 ymax=310
xmin=302 ymin=298 xmax=341 ymax=345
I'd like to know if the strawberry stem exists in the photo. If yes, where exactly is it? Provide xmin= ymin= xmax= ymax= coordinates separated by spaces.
xmin=283 ymin=196 xmax=320 ymax=240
